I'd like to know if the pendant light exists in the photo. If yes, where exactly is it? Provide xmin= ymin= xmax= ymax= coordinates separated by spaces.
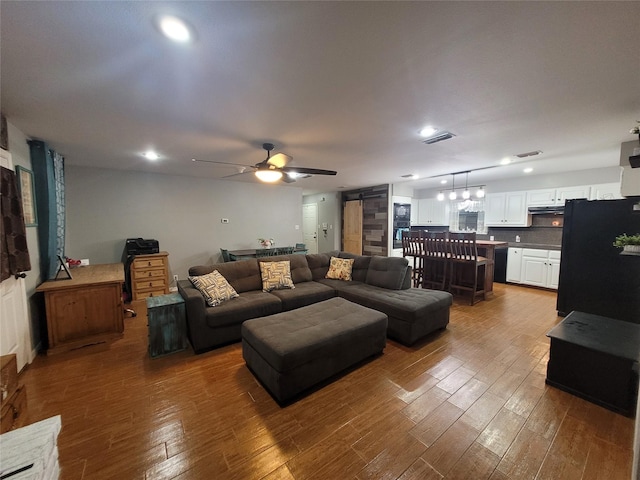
xmin=462 ymin=172 xmax=471 ymax=199
xmin=449 ymin=174 xmax=457 ymax=200
xmin=476 ymin=186 xmax=485 ymax=198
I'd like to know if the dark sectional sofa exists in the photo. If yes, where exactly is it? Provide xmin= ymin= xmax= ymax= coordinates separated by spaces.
xmin=177 ymin=251 xmax=452 ymax=354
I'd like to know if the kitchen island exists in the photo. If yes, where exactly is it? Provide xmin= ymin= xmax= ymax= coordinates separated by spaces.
xmin=476 ymin=240 xmax=509 ymax=294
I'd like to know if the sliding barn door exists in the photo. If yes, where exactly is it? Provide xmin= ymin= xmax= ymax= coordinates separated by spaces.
xmin=343 ymin=200 xmax=363 ymax=255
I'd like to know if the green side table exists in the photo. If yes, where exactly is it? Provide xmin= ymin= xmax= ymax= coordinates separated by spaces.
xmin=146 ymin=292 xmax=188 ymax=358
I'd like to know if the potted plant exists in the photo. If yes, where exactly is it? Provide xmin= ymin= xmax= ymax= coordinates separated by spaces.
xmin=613 ymin=233 xmax=640 ymax=254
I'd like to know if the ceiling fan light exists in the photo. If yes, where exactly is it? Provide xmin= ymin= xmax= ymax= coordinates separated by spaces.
xmin=255 ymin=169 xmax=283 ymax=183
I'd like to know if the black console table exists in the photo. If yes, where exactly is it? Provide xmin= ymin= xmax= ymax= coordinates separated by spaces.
xmin=546 ymin=311 xmax=640 ymax=416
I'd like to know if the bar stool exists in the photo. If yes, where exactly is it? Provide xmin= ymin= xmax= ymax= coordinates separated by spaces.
xmin=422 ymin=232 xmax=449 ymax=290
xmin=447 ymin=232 xmax=488 ymax=305
xmin=402 ymin=230 xmax=424 ymax=288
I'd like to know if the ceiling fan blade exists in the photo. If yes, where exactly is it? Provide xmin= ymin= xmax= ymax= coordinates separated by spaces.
xmin=267 ymin=153 xmax=291 ymax=169
xmin=192 ymin=158 xmax=255 ymax=169
xmin=281 ymin=166 xmax=337 ymax=176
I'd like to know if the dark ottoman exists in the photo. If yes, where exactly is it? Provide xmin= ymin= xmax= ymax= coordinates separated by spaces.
xmin=241 ymin=297 xmax=388 ymax=403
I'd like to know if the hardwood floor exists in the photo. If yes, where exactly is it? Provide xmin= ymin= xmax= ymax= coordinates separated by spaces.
xmin=19 ymin=284 xmax=634 ymax=479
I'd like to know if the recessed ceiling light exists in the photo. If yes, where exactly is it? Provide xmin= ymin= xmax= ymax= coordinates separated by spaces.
xmin=440 ymin=179 xmax=447 ymax=184
xmin=500 ymin=158 xmax=511 ymax=165
xmin=419 ymin=126 xmax=438 ymax=137
xmin=143 ymin=151 xmax=159 ymax=161
xmin=157 ymin=15 xmax=192 ymax=43
xmin=523 ymin=167 xmax=533 ymax=173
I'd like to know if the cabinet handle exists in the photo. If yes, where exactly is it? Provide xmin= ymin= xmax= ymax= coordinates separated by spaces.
xmin=149 ymin=282 xmax=153 ymax=287
xmin=148 ymin=261 xmax=152 ymax=266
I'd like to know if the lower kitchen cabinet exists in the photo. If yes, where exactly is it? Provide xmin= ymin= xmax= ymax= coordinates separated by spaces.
xmin=507 ymin=248 xmax=561 ymax=289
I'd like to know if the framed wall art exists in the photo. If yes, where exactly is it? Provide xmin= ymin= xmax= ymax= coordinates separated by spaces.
xmin=16 ymin=165 xmax=37 ymax=226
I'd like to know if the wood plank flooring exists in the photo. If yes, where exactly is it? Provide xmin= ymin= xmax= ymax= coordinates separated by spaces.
xmin=18 ymin=284 xmax=634 ymax=479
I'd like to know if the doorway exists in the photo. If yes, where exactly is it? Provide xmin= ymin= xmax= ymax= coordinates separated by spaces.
xmin=0 ymin=148 xmax=33 ymax=371
xmin=343 ymin=200 xmax=363 ymax=255
xmin=302 ymin=203 xmax=318 ymax=254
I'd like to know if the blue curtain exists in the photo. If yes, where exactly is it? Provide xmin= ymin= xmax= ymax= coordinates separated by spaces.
xmin=28 ymin=140 xmax=65 ymax=280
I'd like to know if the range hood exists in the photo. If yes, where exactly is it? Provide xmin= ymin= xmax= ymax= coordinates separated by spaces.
xmin=528 ymin=206 xmax=564 ymax=215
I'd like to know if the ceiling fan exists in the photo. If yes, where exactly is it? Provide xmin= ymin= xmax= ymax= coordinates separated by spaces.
xmin=192 ymin=143 xmax=337 ymax=183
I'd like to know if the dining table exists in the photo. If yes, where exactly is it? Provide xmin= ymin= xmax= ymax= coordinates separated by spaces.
xmin=227 ymin=247 xmax=308 ymax=261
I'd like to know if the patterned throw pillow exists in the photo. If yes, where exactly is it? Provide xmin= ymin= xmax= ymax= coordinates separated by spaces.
xmin=325 ymin=256 xmax=354 ymax=281
xmin=189 ymin=270 xmax=239 ymax=307
xmin=259 ymin=261 xmax=295 ymax=292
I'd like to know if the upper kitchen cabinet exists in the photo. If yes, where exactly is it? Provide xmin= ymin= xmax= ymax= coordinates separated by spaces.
xmin=410 ymin=198 xmax=419 ymax=225
xmin=590 ymin=183 xmax=623 ymax=200
xmin=526 ymin=186 xmax=590 ymax=206
xmin=485 ymin=192 xmax=530 ymax=227
xmin=417 ymin=198 xmax=450 ymax=226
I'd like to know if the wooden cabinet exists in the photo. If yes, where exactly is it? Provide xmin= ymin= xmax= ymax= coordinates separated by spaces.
xmin=484 ymin=192 xmax=530 ymax=226
xmin=527 ymin=186 xmax=590 ymax=206
xmin=36 ymin=263 xmax=125 ymax=354
xmin=130 ymin=252 xmax=170 ymax=301
xmin=0 ymin=354 xmax=27 ymax=433
xmin=417 ymin=198 xmax=450 ymax=225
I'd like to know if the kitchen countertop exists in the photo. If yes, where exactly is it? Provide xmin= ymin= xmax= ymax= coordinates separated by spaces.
xmin=508 ymin=243 xmax=562 ymax=250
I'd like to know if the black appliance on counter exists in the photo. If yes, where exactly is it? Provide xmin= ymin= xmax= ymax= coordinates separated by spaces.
xmin=122 ymin=238 xmax=160 ymax=301
xmin=392 ymin=203 xmax=411 ymax=249
xmin=557 ymin=199 xmax=640 ymax=323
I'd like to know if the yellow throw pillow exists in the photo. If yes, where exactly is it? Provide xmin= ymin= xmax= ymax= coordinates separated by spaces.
xmin=189 ymin=270 xmax=239 ymax=307
xmin=260 ymin=260 xmax=295 ymax=292
xmin=326 ymin=257 xmax=354 ymax=281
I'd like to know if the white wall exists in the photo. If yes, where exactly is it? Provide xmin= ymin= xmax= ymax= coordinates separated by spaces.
xmin=65 ymin=166 xmax=304 ymax=279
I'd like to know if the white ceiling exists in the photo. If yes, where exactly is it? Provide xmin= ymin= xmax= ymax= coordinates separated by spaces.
xmin=1 ymin=1 xmax=639 ymax=195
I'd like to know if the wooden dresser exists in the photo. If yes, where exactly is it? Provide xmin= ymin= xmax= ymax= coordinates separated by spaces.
xmin=130 ymin=252 xmax=170 ymax=301
xmin=1 ymin=354 xmax=27 ymax=433
xmin=36 ymin=263 xmax=125 ymax=354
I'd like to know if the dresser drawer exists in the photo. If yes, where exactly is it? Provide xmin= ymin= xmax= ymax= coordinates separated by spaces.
xmin=1 ymin=354 xmax=18 ymax=403
xmin=133 ymin=278 xmax=167 ymax=291
xmin=131 ymin=268 xmax=166 ymax=280
xmin=133 ymin=289 xmax=168 ymax=301
xmin=132 ymin=257 xmax=166 ymax=270
xmin=1 ymin=384 xmax=27 ymax=433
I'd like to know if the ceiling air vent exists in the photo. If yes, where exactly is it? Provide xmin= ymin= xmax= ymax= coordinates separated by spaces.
xmin=422 ymin=131 xmax=456 ymax=145
xmin=515 ymin=150 xmax=543 ymax=158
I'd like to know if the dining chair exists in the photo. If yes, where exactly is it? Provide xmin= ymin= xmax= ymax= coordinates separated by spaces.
xmin=402 ymin=230 xmax=424 ymax=288
xmin=447 ymin=232 xmax=489 ymax=305
xmin=220 ymin=248 xmax=231 ymax=262
xmin=422 ymin=232 xmax=449 ymax=291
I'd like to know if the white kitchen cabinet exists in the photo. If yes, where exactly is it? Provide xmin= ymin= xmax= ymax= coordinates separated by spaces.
xmin=547 ymin=250 xmax=561 ymax=289
xmin=527 ymin=186 xmax=590 ymax=206
xmin=484 ymin=192 xmax=529 ymax=227
xmin=417 ymin=198 xmax=449 ymax=225
xmin=410 ymin=198 xmax=419 ymax=225
xmin=506 ymin=247 xmax=522 ymax=283
xmin=590 ymin=183 xmax=623 ymax=200
xmin=519 ymin=248 xmax=561 ymax=289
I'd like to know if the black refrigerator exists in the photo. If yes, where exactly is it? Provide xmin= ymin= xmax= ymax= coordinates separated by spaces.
xmin=557 ymin=198 xmax=640 ymax=323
